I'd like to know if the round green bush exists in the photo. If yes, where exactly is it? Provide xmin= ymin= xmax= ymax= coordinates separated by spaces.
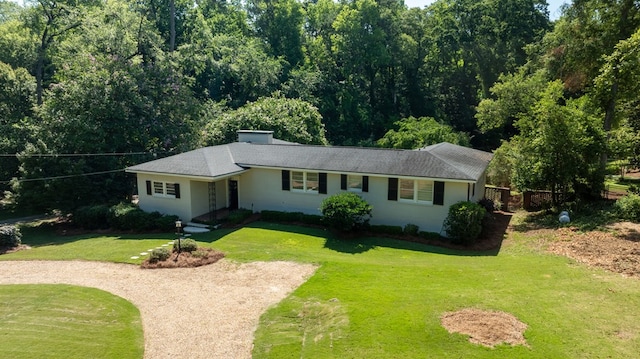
xmin=443 ymin=201 xmax=486 ymax=245
xmin=320 ymin=192 xmax=372 ymax=232
xmin=615 ymin=194 xmax=640 ymax=222
xmin=73 ymin=204 xmax=110 ymax=229
xmin=149 ymin=248 xmax=171 ymax=263
xmin=0 ymin=225 xmax=22 ymax=247
xmin=174 ymin=238 xmax=198 ymax=253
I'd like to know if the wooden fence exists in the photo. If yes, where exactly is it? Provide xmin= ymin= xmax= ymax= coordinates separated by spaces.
xmin=484 ymin=186 xmax=510 ymax=211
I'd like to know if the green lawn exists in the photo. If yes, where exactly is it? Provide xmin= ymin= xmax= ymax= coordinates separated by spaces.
xmin=0 ymin=284 xmax=143 ymax=359
xmin=2 ymin=219 xmax=640 ymax=358
xmin=202 ymin=222 xmax=640 ymax=359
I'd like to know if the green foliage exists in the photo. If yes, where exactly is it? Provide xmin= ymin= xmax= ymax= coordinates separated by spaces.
xmin=614 ymin=194 xmax=640 ymax=222
xmin=104 ymin=203 xmax=177 ymax=232
xmin=320 ymin=192 xmax=372 ymax=232
xmin=149 ymin=247 xmax=171 ymax=263
xmin=368 ymin=224 xmax=403 ymax=235
xmin=403 ymin=223 xmax=419 ymax=236
xmin=377 ymin=117 xmax=470 ymax=149
xmin=227 ymin=209 xmax=253 ymax=225
xmin=511 ymin=82 xmax=606 ymax=203
xmin=73 ymin=204 xmax=110 ymax=229
xmin=0 ymin=225 xmax=21 ymax=247
xmin=202 ymin=95 xmax=327 ymax=146
xmin=443 ymin=201 xmax=486 ymax=245
xmin=174 ymin=238 xmax=198 ymax=253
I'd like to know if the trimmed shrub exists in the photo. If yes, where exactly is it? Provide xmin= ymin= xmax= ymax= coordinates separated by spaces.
xmin=227 ymin=208 xmax=253 ymax=224
xmin=369 ymin=224 xmax=403 ymax=236
xmin=174 ymin=238 xmax=198 ymax=253
xmin=404 ymin=223 xmax=419 ymax=236
xmin=149 ymin=248 xmax=171 ymax=263
xmin=108 ymin=203 xmax=160 ymax=230
xmin=419 ymin=231 xmax=442 ymax=240
xmin=154 ymin=213 xmax=180 ymax=232
xmin=300 ymin=213 xmax=323 ymax=226
xmin=320 ymin=192 xmax=372 ymax=232
xmin=615 ymin=194 xmax=640 ymax=222
xmin=0 ymin=225 xmax=22 ymax=247
xmin=73 ymin=204 xmax=110 ymax=229
xmin=478 ymin=198 xmax=497 ymax=212
xmin=443 ymin=201 xmax=486 ymax=245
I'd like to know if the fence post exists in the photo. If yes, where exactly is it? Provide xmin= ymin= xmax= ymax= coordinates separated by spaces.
xmin=523 ymin=191 xmax=532 ymax=211
xmin=500 ymin=189 xmax=509 ymax=211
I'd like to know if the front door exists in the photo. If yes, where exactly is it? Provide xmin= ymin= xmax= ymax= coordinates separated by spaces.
xmin=229 ymin=180 xmax=239 ymax=210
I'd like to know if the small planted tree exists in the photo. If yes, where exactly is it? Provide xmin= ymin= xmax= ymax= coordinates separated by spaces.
xmin=320 ymin=192 xmax=372 ymax=232
xmin=0 ymin=225 xmax=22 ymax=248
xmin=443 ymin=201 xmax=486 ymax=245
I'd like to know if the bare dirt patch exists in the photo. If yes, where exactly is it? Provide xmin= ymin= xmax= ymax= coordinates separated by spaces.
xmin=441 ymin=308 xmax=528 ymax=348
xmin=546 ymin=223 xmax=640 ymax=278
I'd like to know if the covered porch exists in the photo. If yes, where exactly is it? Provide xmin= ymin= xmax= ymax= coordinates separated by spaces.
xmin=188 ymin=176 xmax=239 ymax=224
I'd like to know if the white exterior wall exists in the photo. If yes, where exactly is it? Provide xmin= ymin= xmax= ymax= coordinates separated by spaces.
xmin=136 ymin=174 xmax=193 ymax=221
xmin=238 ymin=168 xmax=329 ymax=215
xmin=136 ymin=167 xmax=481 ymax=232
xmin=137 ymin=174 xmax=228 ymax=221
xmin=237 ymin=168 xmax=472 ymax=234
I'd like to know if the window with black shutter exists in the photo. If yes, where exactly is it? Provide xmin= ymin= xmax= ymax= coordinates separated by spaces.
xmin=388 ymin=178 xmax=398 ymax=201
xmin=319 ymin=173 xmax=327 ymax=194
xmin=282 ymin=170 xmax=290 ymax=191
xmin=434 ymin=181 xmax=445 ymax=205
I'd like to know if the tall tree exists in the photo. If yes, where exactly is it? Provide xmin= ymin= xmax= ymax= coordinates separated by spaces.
xmin=25 ymin=0 xmax=98 ymax=105
xmin=248 ymin=0 xmax=304 ymax=68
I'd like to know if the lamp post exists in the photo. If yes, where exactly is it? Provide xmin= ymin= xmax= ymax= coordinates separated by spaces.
xmin=175 ymin=220 xmax=182 ymax=254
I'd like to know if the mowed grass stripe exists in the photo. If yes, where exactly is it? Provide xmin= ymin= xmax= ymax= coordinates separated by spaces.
xmin=0 ymin=284 xmax=143 ymax=359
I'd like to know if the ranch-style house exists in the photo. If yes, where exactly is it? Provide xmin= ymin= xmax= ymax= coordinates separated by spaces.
xmin=126 ymin=130 xmax=493 ymax=234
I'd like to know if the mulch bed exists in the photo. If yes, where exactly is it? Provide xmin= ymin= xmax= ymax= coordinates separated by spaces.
xmin=141 ymin=248 xmax=225 ymax=269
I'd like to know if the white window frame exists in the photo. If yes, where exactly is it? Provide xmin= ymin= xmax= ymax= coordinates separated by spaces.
xmin=291 ymin=171 xmax=319 ymax=193
xmin=152 ymin=181 xmax=177 ymax=198
xmin=398 ymin=179 xmax=433 ymax=205
xmin=347 ymin=174 xmax=363 ymax=192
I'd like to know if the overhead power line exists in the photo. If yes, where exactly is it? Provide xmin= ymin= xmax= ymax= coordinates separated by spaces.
xmin=0 ymin=152 xmax=154 ymax=158
xmin=0 ymin=169 xmax=127 ymax=185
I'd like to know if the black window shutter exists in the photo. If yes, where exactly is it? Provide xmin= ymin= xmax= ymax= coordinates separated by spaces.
xmin=388 ymin=178 xmax=398 ymax=201
xmin=340 ymin=174 xmax=347 ymax=190
xmin=319 ymin=173 xmax=327 ymax=194
xmin=146 ymin=180 xmax=152 ymax=195
xmin=282 ymin=170 xmax=290 ymax=191
xmin=434 ymin=181 xmax=444 ymax=205
xmin=174 ymin=183 xmax=181 ymax=199
xmin=362 ymin=176 xmax=369 ymax=192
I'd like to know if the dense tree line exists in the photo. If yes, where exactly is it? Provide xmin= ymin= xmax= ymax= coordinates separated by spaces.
xmin=0 ymin=0 xmax=639 ymax=211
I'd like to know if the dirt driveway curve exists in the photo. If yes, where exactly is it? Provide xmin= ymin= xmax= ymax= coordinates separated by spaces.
xmin=0 ymin=260 xmax=317 ymax=358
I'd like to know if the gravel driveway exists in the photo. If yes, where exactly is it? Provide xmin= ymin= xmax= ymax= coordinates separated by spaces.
xmin=0 ymin=260 xmax=317 ymax=358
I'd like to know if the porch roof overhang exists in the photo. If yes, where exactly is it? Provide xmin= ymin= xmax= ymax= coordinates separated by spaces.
xmin=124 ymin=168 xmax=249 ymax=182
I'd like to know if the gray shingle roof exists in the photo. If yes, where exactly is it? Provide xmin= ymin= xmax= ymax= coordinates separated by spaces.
xmin=126 ymin=142 xmax=492 ymax=182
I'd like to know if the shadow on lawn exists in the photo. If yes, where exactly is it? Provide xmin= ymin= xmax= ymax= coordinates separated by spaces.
xmin=236 ymin=217 xmax=511 ymax=257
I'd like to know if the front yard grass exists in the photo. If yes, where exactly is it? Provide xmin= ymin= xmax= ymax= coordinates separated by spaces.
xmin=0 ymin=284 xmax=143 ymax=359
xmin=1 ymin=219 xmax=640 ymax=358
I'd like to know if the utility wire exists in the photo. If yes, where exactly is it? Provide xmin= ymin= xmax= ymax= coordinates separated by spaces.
xmin=0 ymin=168 xmax=127 ymax=185
xmin=0 ymin=152 xmax=155 ymax=157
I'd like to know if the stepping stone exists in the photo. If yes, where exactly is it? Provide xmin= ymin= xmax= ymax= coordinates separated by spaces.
xmin=130 ymin=256 xmax=139 ymax=259
xmin=183 ymin=226 xmax=210 ymax=234
xmin=140 ymin=252 xmax=148 ymax=256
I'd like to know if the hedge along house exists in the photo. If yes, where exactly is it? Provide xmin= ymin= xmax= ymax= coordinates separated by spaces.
xmin=125 ymin=130 xmax=493 ymax=233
